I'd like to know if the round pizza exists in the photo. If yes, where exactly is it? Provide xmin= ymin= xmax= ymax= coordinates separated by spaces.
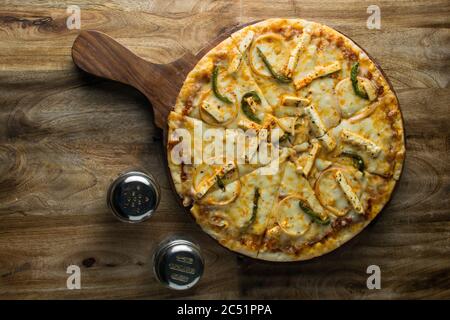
xmin=166 ymin=18 xmax=405 ymax=261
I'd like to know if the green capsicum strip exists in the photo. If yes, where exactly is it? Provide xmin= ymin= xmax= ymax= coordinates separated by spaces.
xmin=241 ymin=91 xmax=262 ymax=124
xmin=212 ymin=65 xmax=232 ymax=104
xmin=256 ymin=47 xmax=292 ymax=83
xmin=351 ymin=62 xmax=369 ymax=99
xmin=279 ymin=132 xmax=291 ymax=143
xmin=341 ymin=151 xmax=365 ymax=172
xmin=299 ymin=200 xmax=330 ymax=225
xmin=215 ymin=175 xmax=226 ymax=192
xmin=244 ymin=188 xmax=260 ymax=229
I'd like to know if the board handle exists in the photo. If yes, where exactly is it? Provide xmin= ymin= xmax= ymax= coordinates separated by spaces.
xmin=72 ymin=30 xmax=195 ymax=129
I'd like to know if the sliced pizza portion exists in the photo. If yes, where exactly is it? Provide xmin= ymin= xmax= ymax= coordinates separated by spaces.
xmin=313 ymin=164 xmax=397 ymax=222
xmin=190 ymin=150 xmax=292 ymax=257
xmin=259 ymin=161 xmax=396 ymax=261
xmin=173 ymin=37 xmax=273 ymax=129
xmin=312 ymin=165 xmax=366 ymax=217
xmin=291 ymin=24 xmax=350 ymax=130
xmin=167 ymin=112 xmax=231 ymax=205
xmin=231 ymin=19 xmax=314 ymax=108
xmin=335 ymin=62 xmax=382 ymax=119
xmin=327 ymin=92 xmax=404 ymax=178
xmin=258 ymin=161 xmax=334 ymax=261
xmin=167 ymin=112 xmax=291 ymax=205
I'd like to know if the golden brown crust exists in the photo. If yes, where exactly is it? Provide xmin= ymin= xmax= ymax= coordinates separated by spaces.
xmin=168 ymin=18 xmax=405 ymax=262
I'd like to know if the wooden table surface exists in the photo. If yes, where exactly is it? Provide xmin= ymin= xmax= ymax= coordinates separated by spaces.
xmin=0 ymin=0 xmax=449 ymax=299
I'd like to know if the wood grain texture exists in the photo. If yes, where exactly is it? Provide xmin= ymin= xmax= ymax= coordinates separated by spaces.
xmin=0 ymin=0 xmax=449 ymax=299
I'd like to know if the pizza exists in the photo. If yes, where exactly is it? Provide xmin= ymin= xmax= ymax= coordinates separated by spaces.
xmin=167 ymin=18 xmax=405 ymax=261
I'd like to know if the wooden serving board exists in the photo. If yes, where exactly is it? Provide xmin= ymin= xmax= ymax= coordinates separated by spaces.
xmin=0 ymin=0 xmax=449 ymax=299
xmin=71 ymin=23 xmax=253 ymax=130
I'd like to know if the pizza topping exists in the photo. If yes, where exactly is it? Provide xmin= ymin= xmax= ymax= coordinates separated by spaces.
xmin=200 ymin=180 xmax=241 ymax=206
xmin=210 ymin=214 xmax=229 ymax=228
xmin=199 ymin=89 xmax=238 ymax=125
xmin=298 ymin=200 xmax=330 ymax=225
xmin=348 ymin=94 xmax=392 ymax=123
xmin=212 ymin=64 xmax=233 ymax=104
xmin=201 ymin=101 xmax=232 ymax=123
xmin=243 ymin=187 xmax=260 ymax=230
xmin=285 ymin=26 xmax=312 ymax=78
xmin=277 ymin=196 xmax=312 ymax=236
xmin=228 ymin=31 xmax=255 ymax=74
xmin=350 ymin=62 xmax=370 ymax=99
xmin=238 ymin=118 xmax=262 ymax=130
xmin=249 ymin=33 xmax=290 ymax=81
xmin=341 ymin=129 xmax=381 ymax=158
xmin=294 ymin=61 xmax=341 ymax=90
xmin=280 ymin=94 xmax=310 ymax=107
xmin=194 ymin=161 xmax=236 ymax=199
xmin=256 ymin=47 xmax=292 ymax=83
xmin=293 ymin=142 xmax=310 ymax=152
xmin=335 ymin=170 xmax=364 ymax=214
xmin=317 ymin=132 xmax=337 ymax=152
xmin=315 ymin=167 xmax=353 ymax=217
xmin=315 ymin=158 xmax=332 ymax=171
xmin=360 ymin=77 xmax=378 ymax=101
xmin=304 ymin=105 xmax=326 ymax=137
xmin=276 ymin=116 xmax=297 ymax=135
xmin=241 ymin=91 xmax=262 ymax=124
xmin=237 ymin=30 xmax=255 ymax=54
xmin=279 ymin=132 xmax=291 ymax=143
xmin=335 ymin=78 xmax=370 ymax=118
xmin=304 ymin=105 xmax=337 ymax=151
xmin=261 ymin=114 xmax=279 ymax=130
xmin=340 ymin=151 xmax=365 ymax=172
xmin=297 ymin=141 xmax=320 ymax=177
xmin=266 ymin=225 xmax=282 ymax=239
xmin=216 ymin=175 xmax=226 ymax=191
xmin=227 ymin=54 xmax=242 ymax=74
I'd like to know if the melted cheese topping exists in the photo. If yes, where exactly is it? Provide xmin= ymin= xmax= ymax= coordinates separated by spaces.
xmin=336 ymin=78 xmax=371 ymax=118
xmin=199 ymin=179 xmax=241 ymax=206
xmin=276 ymin=116 xmax=297 ymax=135
xmin=298 ymin=78 xmax=341 ymax=129
xmin=277 ymin=195 xmax=312 ymax=236
xmin=194 ymin=161 xmax=236 ymax=199
xmin=249 ymin=33 xmax=289 ymax=78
